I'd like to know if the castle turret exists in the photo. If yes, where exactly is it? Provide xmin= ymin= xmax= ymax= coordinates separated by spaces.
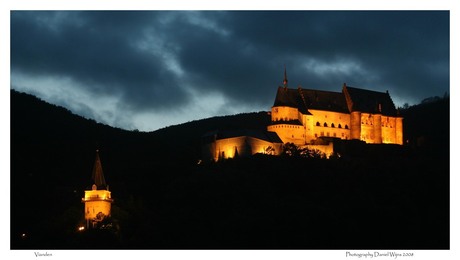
xmin=373 ymin=103 xmax=382 ymax=144
xmin=350 ymin=111 xmax=361 ymax=140
xmin=82 ymin=150 xmax=113 ymax=229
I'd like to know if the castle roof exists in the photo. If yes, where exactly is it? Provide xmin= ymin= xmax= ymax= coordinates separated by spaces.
xmin=91 ymin=150 xmax=107 ymax=190
xmin=273 ymin=87 xmax=312 ymax=114
xmin=273 ymin=84 xmax=398 ymax=116
xmin=343 ymin=86 xmax=398 ymax=116
xmin=300 ymin=88 xmax=349 ymax=113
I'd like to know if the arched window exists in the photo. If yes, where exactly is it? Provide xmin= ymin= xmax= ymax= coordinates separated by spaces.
xmin=316 ymin=122 xmax=320 ymax=126
xmin=324 ymin=122 xmax=328 ymax=127
xmin=338 ymin=124 xmax=342 ymax=128
xmin=345 ymin=124 xmax=349 ymax=129
xmin=331 ymin=123 xmax=335 ymax=128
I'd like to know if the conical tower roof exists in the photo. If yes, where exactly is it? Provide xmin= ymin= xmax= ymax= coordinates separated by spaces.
xmin=91 ymin=150 xmax=107 ymax=190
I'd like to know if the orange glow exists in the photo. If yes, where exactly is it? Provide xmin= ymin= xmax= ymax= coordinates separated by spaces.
xmin=270 ymin=106 xmax=403 ymax=146
xmin=210 ymin=136 xmax=283 ymax=161
xmin=82 ymin=189 xmax=113 ymax=220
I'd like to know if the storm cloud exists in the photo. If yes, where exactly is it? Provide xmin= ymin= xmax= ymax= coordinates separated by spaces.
xmin=10 ymin=10 xmax=449 ymax=131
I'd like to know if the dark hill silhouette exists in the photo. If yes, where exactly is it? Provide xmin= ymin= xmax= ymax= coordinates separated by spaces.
xmin=10 ymin=89 xmax=449 ymax=250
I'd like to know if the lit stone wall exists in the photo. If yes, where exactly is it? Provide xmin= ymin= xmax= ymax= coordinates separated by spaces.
xmin=83 ymin=190 xmax=112 ymax=220
xmin=267 ymin=124 xmax=305 ymax=145
xmin=271 ymin=106 xmax=299 ymax=122
xmin=374 ymin=114 xmax=382 ymax=143
xmin=382 ymin=116 xmax=396 ymax=144
xmin=350 ymin=111 xmax=361 ymax=140
xmin=309 ymin=109 xmax=351 ymax=141
xmin=360 ymin=113 xmax=376 ymax=143
xmin=245 ymin=136 xmax=283 ymax=156
xmin=302 ymin=114 xmax=315 ymax=143
xmin=205 ymin=136 xmax=283 ymax=161
xmin=304 ymin=142 xmax=335 ymax=158
xmin=396 ymin=117 xmax=404 ymax=145
xmin=214 ymin=136 xmax=246 ymax=160
xmin=270 ymin=105 xmax=403 ymax=146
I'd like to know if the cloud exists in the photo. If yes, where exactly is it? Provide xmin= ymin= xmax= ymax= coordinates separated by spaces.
xmin=10 ymin=10 xmax=450 ymax=131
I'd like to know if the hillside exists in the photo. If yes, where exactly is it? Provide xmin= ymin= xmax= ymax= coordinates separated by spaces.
xmin=10 ymin=89 xmax=449 ymax=249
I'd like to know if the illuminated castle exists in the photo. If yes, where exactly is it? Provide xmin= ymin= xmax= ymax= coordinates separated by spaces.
xmin=202 ymin=68 xmax=403 ymax=160
xmin=82 ymin=150 xmax=113 ymax=229
xmin=268 ymin=68 xmax=404 ymax=147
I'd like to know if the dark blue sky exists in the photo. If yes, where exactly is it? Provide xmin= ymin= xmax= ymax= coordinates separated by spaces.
xmin=10 ymin=10 xmax=450 ymax=131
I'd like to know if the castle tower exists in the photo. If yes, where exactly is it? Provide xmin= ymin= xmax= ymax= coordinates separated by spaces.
xmin=350 ymin=111 xmax=362 ymax=140
xmin=373 ymin=103 xmax=383 ymax=144
xmin=82 ymin=150 xmax=113 ymax=228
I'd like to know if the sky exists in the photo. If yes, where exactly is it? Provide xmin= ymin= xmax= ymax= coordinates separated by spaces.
xmin=9 ymin=8 xmax=451 ymax=132
xmin=3 ymin=2 xmax=460 ymax=260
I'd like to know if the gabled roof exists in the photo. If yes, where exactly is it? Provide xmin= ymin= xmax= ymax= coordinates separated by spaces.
xmin=343 ymin=86 xmax=398 ymax=116
xmin=273 ymin=84 xmax=398 ymax=116
xmin=300 ymin=88 xmax=349 ymax=113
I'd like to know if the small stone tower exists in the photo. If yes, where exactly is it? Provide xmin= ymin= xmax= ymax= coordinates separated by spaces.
xmin=82 ymin=150 xmax=113 ymax=229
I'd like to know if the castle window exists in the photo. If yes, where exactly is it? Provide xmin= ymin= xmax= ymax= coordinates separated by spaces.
xmin=345 ymin=125 xmax=349 ymax=129
xmin=342 ymin=133 xmax=345 ymax=138
xmin=331 ymin=123 xmax=335 ymax=128
xmin=320 ymin=131 xmax=324 ymax=136
xmin=338 ymin=124 xmax=342 ymax=128
xmin=324 ymin=122 xmax=328 ymax=127
xmin=315 ymin=133 xmax=318 ymax=138
xmin=316 ymin=122 xmax=320 ymax=126
xmin=327 ymin=132 xmax=330 ymax=137
xmin=333 ymin=133 xmax=336 ymax=137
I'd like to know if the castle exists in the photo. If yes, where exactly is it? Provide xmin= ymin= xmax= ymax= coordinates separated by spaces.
xmin=202 ymin=69 xmax=403 ymax=160
xmin=81 ymin=150 xmax=113 ymax=229
xmin=268 ymin=69 xmax=404 ymax=147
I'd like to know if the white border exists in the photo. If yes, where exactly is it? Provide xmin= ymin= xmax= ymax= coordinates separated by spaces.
xmin=3 ymin=1 xmax=458 ymax=260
